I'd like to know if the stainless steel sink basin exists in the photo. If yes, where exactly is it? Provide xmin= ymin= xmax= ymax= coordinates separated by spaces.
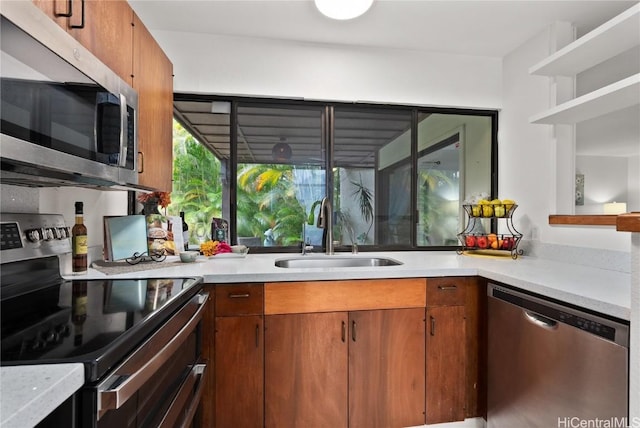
xmin=274 ymin=256 xmax=403 ymax=268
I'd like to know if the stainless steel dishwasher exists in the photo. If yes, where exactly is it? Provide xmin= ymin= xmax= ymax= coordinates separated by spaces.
xmin=487 ymin=282 xmax=629 ymax=428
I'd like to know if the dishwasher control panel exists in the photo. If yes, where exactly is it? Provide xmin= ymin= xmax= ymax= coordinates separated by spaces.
xmin=488 ymin=282 xmax=629 ymax=348
xmin=556 ymin=311 xmax=615 ymax=341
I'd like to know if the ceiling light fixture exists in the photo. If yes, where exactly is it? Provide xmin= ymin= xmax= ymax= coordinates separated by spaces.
xmin=314 ymin=0 xmax=373 ymax=20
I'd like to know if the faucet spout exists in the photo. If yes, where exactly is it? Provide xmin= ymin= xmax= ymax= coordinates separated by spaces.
xmin=317 ymin=197 xmax=334 ymax=255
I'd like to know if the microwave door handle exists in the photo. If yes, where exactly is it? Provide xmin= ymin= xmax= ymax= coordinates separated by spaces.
xmin=118 ymin=93 xmax=128 ymax=167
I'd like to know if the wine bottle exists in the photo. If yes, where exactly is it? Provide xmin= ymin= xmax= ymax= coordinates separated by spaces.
xmin=180 ymin=211 xmax=189 ymax=250
xmin=72 ymin=201 xmax=88 ymax=274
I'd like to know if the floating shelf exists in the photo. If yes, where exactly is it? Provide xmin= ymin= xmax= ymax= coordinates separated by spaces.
xmin=530 ymin=73 xmax=640 ymax=124
xmin=530 ymin=4 xmax=640 ymax=76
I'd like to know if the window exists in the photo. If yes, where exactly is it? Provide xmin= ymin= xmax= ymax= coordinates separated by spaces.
xmin=171 ymin=96 xmax=497 ymax=252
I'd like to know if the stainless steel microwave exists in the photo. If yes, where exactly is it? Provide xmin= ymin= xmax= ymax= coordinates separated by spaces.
xmin=0 ymin=2 xmax=138 ymax=189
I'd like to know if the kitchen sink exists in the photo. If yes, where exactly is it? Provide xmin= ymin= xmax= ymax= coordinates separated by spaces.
xmin=274 ymin=256 xmax=403 ymax=268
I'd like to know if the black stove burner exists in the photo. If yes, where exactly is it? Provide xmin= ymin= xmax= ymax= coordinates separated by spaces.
xmin=1 ymin=256 xmax=202 ymax=381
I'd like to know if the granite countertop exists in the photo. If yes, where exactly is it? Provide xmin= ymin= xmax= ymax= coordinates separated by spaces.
xmin=4 ymin=251 xmax=630 ymax=427
xmin=0 ymin=364 xmax=84 ymax=428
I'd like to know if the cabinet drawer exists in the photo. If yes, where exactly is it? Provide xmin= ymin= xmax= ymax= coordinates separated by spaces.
xmin=265 ymin=278 xmax=426 ymax=315
xmin=215 ymin=284 xmax=264 ymax=316
xmin=426 ymin=278 xmax=466 ymax=307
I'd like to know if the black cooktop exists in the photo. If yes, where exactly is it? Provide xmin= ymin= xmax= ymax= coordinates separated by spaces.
xmin=0 ymin=259 xmax=202 ymax=382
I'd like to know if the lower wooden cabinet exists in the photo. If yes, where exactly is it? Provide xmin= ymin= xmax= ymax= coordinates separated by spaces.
xmin=202 ymin=284 xmax=264 ymax=428
xmin=349 ymin=308 xmax=426 ymax=428
xmin=265 ymin=312 xmax=348 ymax=428
xmin=204 ymin=277 xmax=485 ymax=428
xmin=265 ymin=308 xmax=425 ymax=428
xmin=215 ymin=315 xmax=264 ymax=428
xmin=426 ymin=305 xmax=466 ymax=423
xmin=425 ymin=276 xmax=481 ymax=424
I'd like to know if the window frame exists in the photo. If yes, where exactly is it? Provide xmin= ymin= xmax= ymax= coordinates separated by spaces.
xmin=172 ymin=93 xmax=499 ymax=253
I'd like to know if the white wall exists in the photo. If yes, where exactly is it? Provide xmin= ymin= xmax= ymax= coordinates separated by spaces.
xmin=3 ymin=22 xmax=631 ymax=253
xmin=153 ymin=31 xmax=502 ymax=109
xmin=500 ymin=25 xmax=631 ymax=252
xmin=575 ymin=155 xmax=628 ymax=214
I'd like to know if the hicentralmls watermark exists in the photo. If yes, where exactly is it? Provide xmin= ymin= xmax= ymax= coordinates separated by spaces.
xmin=558 ymin=417 xmax=640 ymax=428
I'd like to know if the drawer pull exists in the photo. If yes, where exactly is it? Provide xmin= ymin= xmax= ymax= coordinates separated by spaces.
xmin=352 ymin=320 xmax=357 ymax=342
xmin=430 ymin=316 xmax=436 ymax=336
xmin=437 ymin=285 xmax=458 ymax=291
xmin=341 ymin=321 xmax=346 ymax=342
xmin=228 ymin=293 xmax=250 ymax=299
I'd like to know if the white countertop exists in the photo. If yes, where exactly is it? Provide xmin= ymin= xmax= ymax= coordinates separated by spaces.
xmin=4 ymin=251 xmax=630 ymax=427
xmin=0 ymin=363 xmax=84 ymax=428
xmin=76 ymin=251 xmax=631 ymax=320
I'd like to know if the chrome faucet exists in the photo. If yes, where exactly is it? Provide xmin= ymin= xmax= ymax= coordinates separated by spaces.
xmin=317 ymin=197 xmax=334 ymax=255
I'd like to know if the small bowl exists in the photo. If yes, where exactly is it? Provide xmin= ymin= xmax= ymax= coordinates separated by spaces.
xmin=179 ymin=251 xmax=199 ymax=263
xmin=230 ymin=245 xmax=248 ymax=254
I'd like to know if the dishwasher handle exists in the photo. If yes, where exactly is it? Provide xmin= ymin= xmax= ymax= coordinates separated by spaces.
xmin=523 ymin=310 xmax=558 ymax=330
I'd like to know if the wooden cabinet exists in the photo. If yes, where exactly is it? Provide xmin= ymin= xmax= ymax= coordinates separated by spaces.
xmin=264 ymin=278 xmax=426 ymax=428
xmin=425 ymin=277 xmax=467 ymax=424
xmin=32 ymin=0 xmax=174 ymax=192
xmin=265 ymin=312 xmax=348 ymax=428
xmin=348 ymin=308 xmax=425 ymax=428
xmin=202 ymin=284 xmax=264 ymax=428
xmin=132 ymin=13 xmax=174 ymax=192
xmin=32 ymin=0 xmax=134 ymax=85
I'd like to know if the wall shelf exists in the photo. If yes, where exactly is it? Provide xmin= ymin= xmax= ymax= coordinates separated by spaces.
xmin=530 ymin=73 xmax=640 ymax=124
xmin=530 ymin=4 xmax=640 ymax=76
xmin=549 ymin=213 xmax=640 ymax=230
xmin=549 ymin=215 xmax=618 ymax=226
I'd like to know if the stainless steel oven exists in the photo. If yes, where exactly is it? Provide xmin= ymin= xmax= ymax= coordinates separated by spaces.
xmin=0 ymin=213 xmax=208 ymax=427
xmin=0 ymin=2 xmax=138 ymax=189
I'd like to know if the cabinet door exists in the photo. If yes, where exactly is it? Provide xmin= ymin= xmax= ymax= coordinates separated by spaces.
xmin=265 ymin=312 xmax=348 ymax=428
xmin=215 ymin=315 xmax=264 ymax=428
xmin=426 ymin=305 xmax=466 ymax=424
xmin=133 ymin=13 xmax=174 ymax=192
xmin=349 ymin=308 xmax=426 ymax=428
xmin=70 ymin=0 xmax=133 ymax=85
xmin=32 ymin=0 xmax=134 ymax=85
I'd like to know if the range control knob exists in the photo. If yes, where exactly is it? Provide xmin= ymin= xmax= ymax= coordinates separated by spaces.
xmin=58 ymin=227 xmax=70 ymax=239
xmin=44 ymin=228 xmax=56 ymax=241
xmin=26 ymin=228 xmax=44 ymax=242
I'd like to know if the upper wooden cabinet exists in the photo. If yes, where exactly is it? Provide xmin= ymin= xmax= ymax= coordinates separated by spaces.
xmin=132 ymin=13 xmax=174 ymax=192
xmin=32 ymin=0 xmax=174 ymax=192
xmin=32 ymin=0 xmax=134 ymax=86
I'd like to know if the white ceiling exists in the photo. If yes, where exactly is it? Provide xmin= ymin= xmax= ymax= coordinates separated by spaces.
xmin=128 ymin=0 xmax=636 ymax=58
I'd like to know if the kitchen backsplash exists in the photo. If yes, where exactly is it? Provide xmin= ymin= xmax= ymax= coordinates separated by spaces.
xmin=522 ymin=240 xmax=631 ymax=273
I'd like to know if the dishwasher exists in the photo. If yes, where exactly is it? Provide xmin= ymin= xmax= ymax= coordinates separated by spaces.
xmin=487 ymin=282 xmax=629 ymax=428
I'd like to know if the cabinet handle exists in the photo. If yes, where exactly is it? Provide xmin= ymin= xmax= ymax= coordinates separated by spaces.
xmin=138 ymin=151 xmax=144 ymax=173
xmin=430 ymin=316 xmax=436 ymax=336
xmin=351 ymin=320 xmax=357 ymax=342
xmin=255 ymin=324 xmax=260 ymax=348
xmin=437 ymin=285 xmax=458 ymax=291
xmin=55 ymin=0 xmax=72 ymax=17
xmin=341 ymin=321 xmax=346 ymax=342
xmin=228 ymin=293 xmax=250 ymax=299
xmin=69 ymin=0 xmax=85 ymax=29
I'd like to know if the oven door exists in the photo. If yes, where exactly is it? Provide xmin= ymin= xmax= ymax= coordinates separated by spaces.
xmin=86 ymin=291 xmax=209 ymax=428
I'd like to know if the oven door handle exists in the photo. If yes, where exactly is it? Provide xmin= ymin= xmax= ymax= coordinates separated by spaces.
xmin=98 ymin=292 xmax=208 ymax=413
xmin=157 ymin=362 xmax=207 ymax=428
